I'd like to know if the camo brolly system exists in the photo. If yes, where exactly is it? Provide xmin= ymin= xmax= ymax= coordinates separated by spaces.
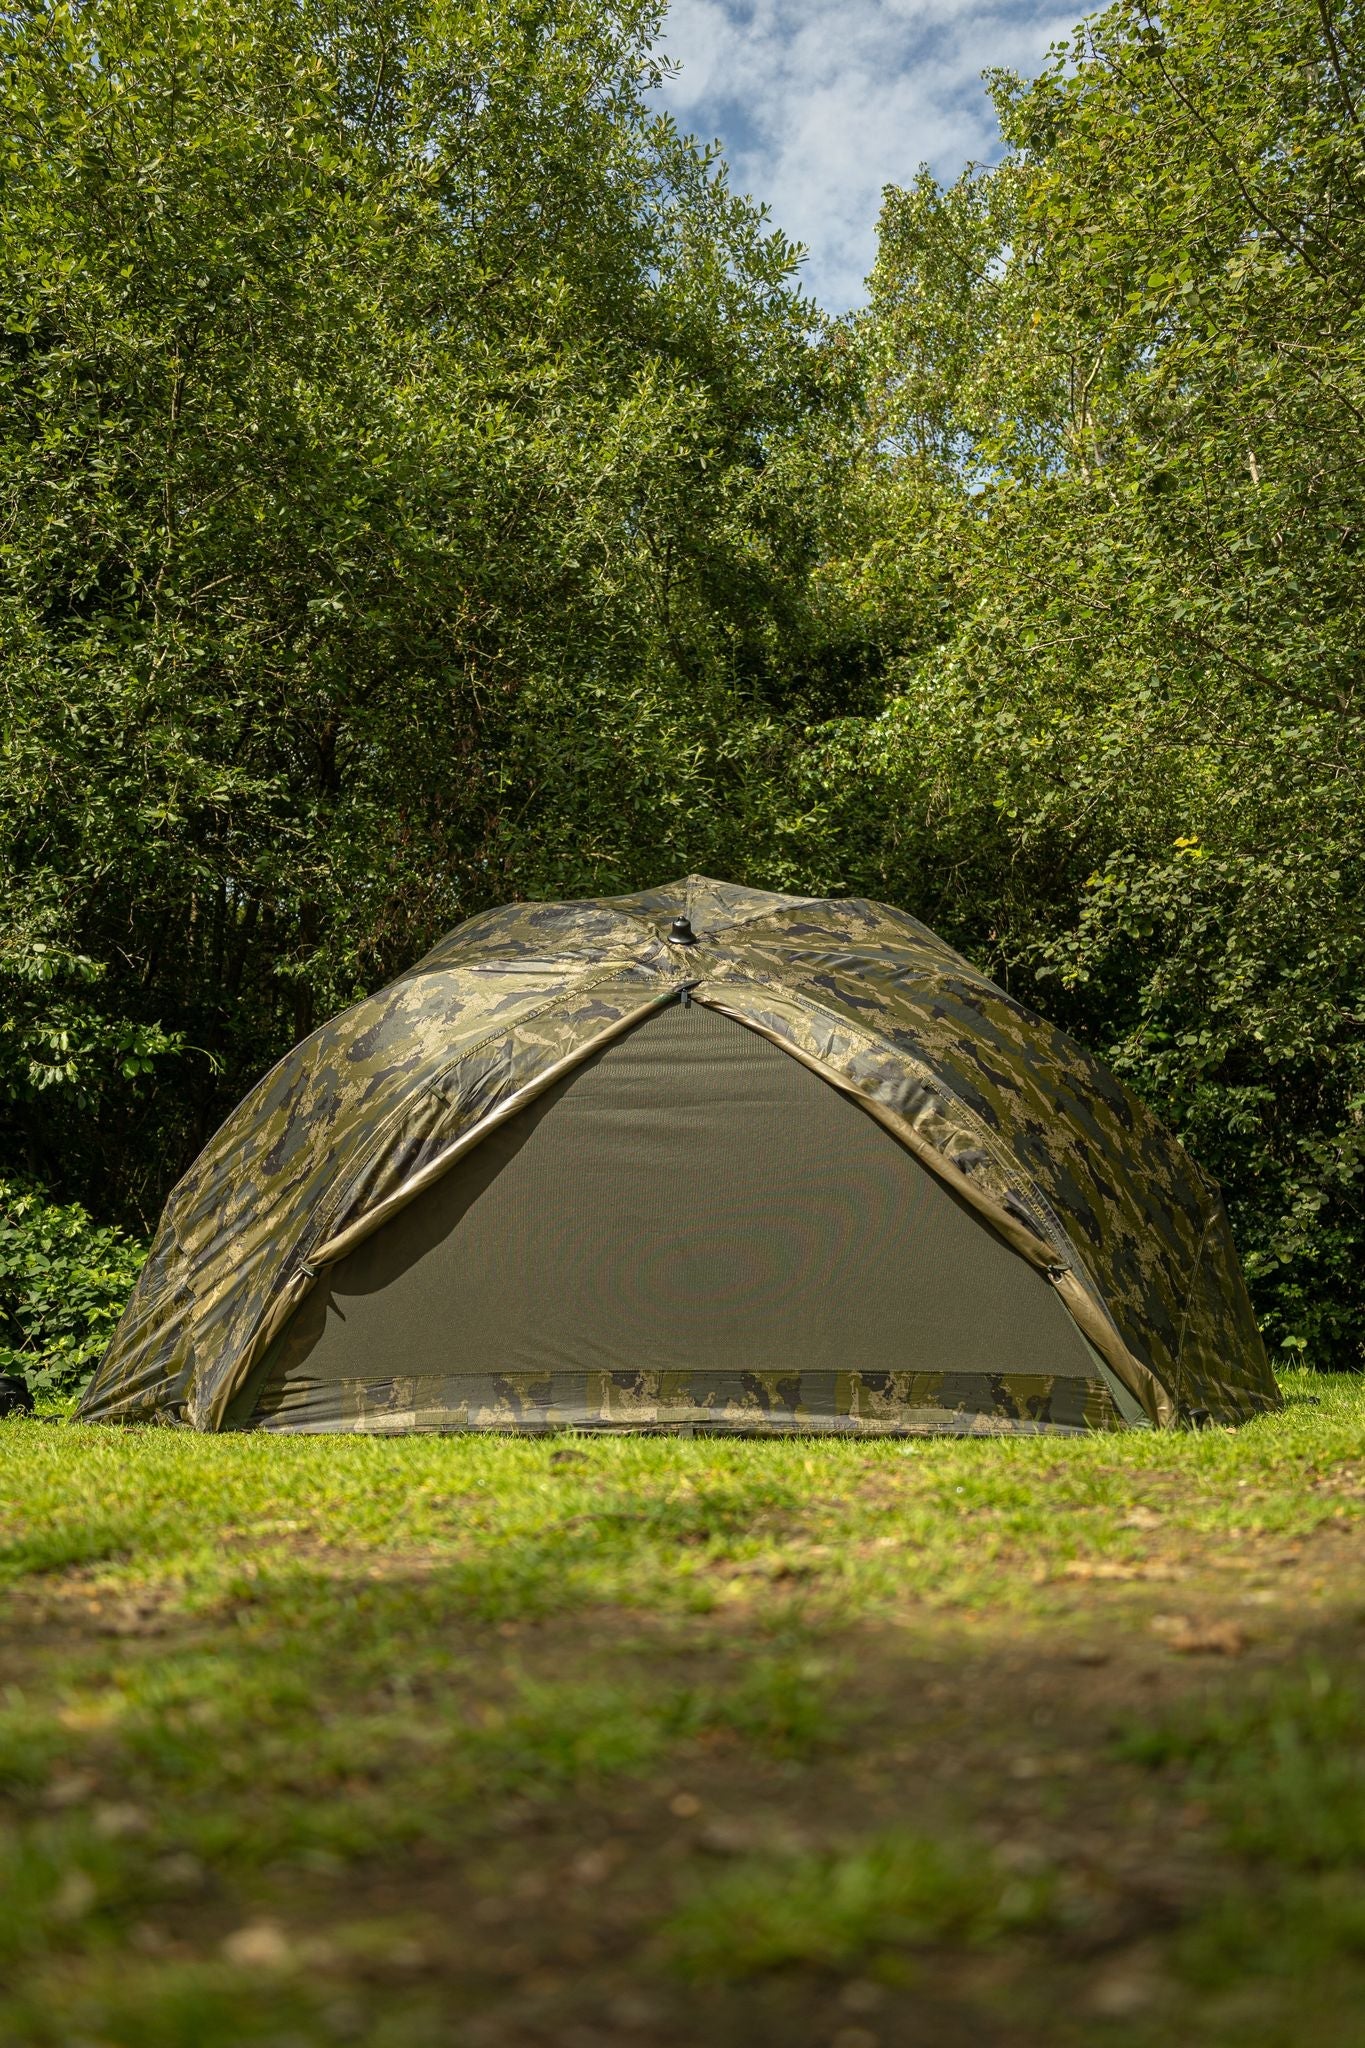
xmin=80 ymin=879 xmax=1279 ymax=1436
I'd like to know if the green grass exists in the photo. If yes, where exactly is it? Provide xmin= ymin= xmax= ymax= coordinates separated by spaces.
xmin=666 ymin=1829 xmax=1054 ymax=1978
xmin=0 ymin=1370 xmax=1362 ymax=2047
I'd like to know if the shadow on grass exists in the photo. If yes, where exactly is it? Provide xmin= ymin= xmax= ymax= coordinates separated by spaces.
xmin=1 ymin=1540 xmax=1363 ymax=2048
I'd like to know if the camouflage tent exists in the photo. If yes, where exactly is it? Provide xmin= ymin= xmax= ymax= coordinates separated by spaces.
xmin=80 ymin=878 xmax=1280 ymax=1436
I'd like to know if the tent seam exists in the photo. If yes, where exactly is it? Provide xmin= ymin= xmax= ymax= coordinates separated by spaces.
xmin=696 ymin=978 xmax=1175 ymax=1427
xmin=302 ymin=960 xmax=666 ymax=1248
xmin=701 ymin=971 xmax=1078 ymax=1263
xmin=399 ymin=903 xmax=654 ymax=978
xmin=733 ymin=904 xmax=988 ymax=977
xmin=200 ymin=979 xmax=688 ymax=1429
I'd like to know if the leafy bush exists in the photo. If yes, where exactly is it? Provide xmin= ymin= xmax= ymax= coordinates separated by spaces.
xmin=0 ymin=1182 xmax=145 ymax=1400
xmin=0 ymin=0 xmax=826 ymax=1234
xmin=797 ymin=0 xmax=1365 ymax=1367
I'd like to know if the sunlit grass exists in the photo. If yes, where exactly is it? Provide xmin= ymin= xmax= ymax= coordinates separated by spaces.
xmin=0 ymin=1368 xmax=1361 ymax=2046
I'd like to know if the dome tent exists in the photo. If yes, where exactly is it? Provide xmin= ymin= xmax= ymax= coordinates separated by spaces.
xmin=80 ymin=877 xmax=1280 ymax=1437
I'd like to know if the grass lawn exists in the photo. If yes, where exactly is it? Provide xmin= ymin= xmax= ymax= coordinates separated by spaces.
xmin=2 ymin=1370 xmax=1363 ymax=2047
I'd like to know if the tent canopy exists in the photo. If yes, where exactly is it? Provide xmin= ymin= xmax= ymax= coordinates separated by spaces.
xmin=81 ymin=877 xmax=1280 ymax=1434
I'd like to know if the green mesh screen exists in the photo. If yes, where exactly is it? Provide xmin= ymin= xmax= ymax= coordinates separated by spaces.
xmin=238 ymin=999 xmax=1126 ymax=1433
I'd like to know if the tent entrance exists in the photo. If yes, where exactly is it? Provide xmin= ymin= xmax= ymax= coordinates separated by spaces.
xmin=231 ymin=999 xmax=1137 ymax=1434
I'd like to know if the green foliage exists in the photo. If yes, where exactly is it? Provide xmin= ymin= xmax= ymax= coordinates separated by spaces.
xmin=3 ymin=0 xmax=1363 ymax=1377
xmin=666 ymin=1829 xmax=1051 ymax=1978
xmin=1120 ymin=1664 xmax=1365 ymax=1991
xmin=1122 ymin=1665 xmax=1365 ymax=1871
xmin=0 ymin=0 xmax=831 ymax=1231
xmin=801 ymin=0 xmax=1365 ymax=1365
xmin=0 ymin=1181 xmax=146 ymax=1398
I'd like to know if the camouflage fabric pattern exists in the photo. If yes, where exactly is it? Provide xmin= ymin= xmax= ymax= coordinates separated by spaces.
xmin=79 ymin=877 xmax=1280 ymax=1432
xmin=244 ymin=1368 xmax=1125 ymax=1437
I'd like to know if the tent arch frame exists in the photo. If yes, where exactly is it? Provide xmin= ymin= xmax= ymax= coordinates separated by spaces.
xmin=220 ymin=981 xmax=1172 ymax=1434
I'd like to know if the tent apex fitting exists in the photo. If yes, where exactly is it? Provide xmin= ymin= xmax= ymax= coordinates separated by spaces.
xmin=78 ymin=873 xmax=1280 ymax=1438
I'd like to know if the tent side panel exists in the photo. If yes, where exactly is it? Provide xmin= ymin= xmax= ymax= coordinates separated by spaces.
xmin=1176 ymin=1194 xmax=1280 ymax=1420
xmin=710 ymin=905 xmax=1278 ymax=1423
xmin=239 ymin=1369 xmax=1124 ymax=1436
xmin=78 ymin=955 xmax=672 ymax=1428
xmin=234 ymin=1002 xmax=1125 ymax=1436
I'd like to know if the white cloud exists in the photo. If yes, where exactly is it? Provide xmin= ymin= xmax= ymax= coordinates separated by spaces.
xmin=657 ymin=0 xmax=1079 ymax=310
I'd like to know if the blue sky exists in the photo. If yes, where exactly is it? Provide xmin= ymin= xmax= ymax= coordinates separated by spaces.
xmin=657 ymin=0 xmax=1081 ymax=311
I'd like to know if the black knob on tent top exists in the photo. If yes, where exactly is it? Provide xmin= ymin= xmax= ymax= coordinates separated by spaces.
xmin=668 ymin=915 xmax=697 ymax=945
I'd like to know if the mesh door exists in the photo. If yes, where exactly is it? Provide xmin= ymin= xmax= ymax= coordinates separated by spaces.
xmin=237 ymin=999 xmax=1128 ymax=1433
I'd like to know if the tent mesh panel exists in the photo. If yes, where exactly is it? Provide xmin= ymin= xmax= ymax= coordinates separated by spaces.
xmin=236 ymin=1000 xmax=1124 ymax=1432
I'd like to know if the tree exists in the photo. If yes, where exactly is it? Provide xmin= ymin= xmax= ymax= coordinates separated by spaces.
xmin=809 ymin=0 xmax=1365 ymax=1363
xmin=0 ymin=0 xmax=829 ymax=1229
